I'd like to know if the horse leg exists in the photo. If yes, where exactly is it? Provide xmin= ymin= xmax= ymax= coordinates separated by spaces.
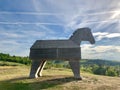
xmin=37 ymin=60 xmax=47 ymax=77
xmin=29 ymin=60 xmax=42 ymax=78
xmin=69 ymin=60 xmax=82 ymax=80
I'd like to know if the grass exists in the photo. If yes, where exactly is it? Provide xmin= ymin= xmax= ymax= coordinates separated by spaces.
xmin=0 ymin=62 xmax=120 ymax=90
xmin=0 ymin=61 xmax=24 ymax=66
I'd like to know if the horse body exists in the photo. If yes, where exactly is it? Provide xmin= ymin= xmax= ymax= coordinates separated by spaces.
xmin=30 ymin=40 xmax=81 ymax=60
xmin=29 ymin=27 xmax=95 ymax=79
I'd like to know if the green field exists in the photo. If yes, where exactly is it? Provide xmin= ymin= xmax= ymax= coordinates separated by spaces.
xmin=0 ymin=63 xmax=120 ymax=90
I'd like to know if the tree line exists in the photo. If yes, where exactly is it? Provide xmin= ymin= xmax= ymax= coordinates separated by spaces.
xmin=0 ymin=53 xmax=31 ymax=65
xmin=80 ymin=64 xmax=120 ymax=77
xmin=44 ymin=60 xmax=120 ymax=77
xmin=0 ymin=53 xmax=120 ymax=76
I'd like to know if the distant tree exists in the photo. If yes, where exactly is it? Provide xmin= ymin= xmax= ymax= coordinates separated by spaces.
xmin=93 ymin=65 xmax=106 ymax=75
xmin=0 ymin=53 xmax=31 ymax=65
xmin=92 ymin=64 xmax=99 ymax=72
xmin=105 ymin=67 xmax=117 ymax=76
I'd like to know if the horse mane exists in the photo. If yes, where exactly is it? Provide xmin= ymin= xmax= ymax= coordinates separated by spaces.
xmin=69 ymin=27 xmax=91 ymax=45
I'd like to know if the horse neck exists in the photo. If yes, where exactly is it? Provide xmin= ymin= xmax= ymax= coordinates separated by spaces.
xmin=69 ymin=34 xmax=82 ymax=45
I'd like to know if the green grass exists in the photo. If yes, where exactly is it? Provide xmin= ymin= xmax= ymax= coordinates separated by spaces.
xmin=0 ymin=61 xmax=24 ymax=66
xmin=0 ymin=62 xmax=120 ymax=90
xmin=0 ymin=82 xmax=30 ymax=90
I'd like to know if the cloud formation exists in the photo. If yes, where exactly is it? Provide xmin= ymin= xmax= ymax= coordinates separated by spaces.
xmin=93 ymin=32 xmax=120 ymax=41
xmin=0 ymin=0 xmax=120 ymax=60
xmin=81 ymin=44 xmax=120 ymax=60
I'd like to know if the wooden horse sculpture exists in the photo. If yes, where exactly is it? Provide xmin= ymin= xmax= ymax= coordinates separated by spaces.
xmin=29 ymin=27 xmax=95 ymax=79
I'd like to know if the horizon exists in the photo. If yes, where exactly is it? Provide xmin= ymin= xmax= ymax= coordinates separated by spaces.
xmin=0 ymin=52 xmax=120 ymax=62
xmin=0 ymin=0 xmax=120 ymax=61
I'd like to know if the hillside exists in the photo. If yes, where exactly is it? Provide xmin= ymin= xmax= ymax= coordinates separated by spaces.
xmin=0 ymin=53 xmax=120 ymax=77
xmin=80 ymin=59 xmax=120 ymax=66
xmin=53 ymin=59 xmax=120 ymax=66
xmin=0 ymin=64 xmax=120 ymax=90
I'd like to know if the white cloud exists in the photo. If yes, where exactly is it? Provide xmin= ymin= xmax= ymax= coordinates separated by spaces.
xmin=0 ymin=11 xmax=63 ymax=16
xmin=1 ymin=0 xmax=120 ymax=32
xmin=36 ymin=24 xmax=56 ymax=34
xmin=0 ymin=22 xmax=63 ymax=26
xmin=0 ymin=41 xmax=29 ymax=56
xmin=93 ymin=32 xmax=109 ymax=36
xmin=0 ymin=30 xmax=25 ymax=38
xmin=92 ymin=45 xmax=120 ymax=53
xmin=105 ymin=33 xmax=120 ymax=38
xmin=81 ymin=45 xmax=120 ymax=60
xmin=93 ymin=32 xmax=120 ymax=41
xmin=21 ymin=30 xmax=46 ymax=38
xmin=0 ymin=40 xmax=19 ymax=45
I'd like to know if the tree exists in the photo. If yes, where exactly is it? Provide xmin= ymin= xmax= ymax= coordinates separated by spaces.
xmin=106 ymin=67 xmax=117 ymax=76
xmin=93 ymin=65 xmax=106 ymax=75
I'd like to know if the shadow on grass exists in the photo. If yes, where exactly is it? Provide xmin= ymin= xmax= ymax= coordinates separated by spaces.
xmin=0 ymin=76 xmax=80 ymax=90
xmin=0 ymin=77 xmax=29 ymax=90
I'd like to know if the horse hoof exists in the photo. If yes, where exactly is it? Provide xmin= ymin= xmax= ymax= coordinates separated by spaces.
xmin=75 ymin=77 xmax=82 ymax=80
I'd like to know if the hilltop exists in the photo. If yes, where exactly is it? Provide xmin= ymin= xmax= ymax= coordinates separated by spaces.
xmin=0 ymin=52 xmax=120 ymax=90
xmin=0 ymin=65 xmax=120 ymax=90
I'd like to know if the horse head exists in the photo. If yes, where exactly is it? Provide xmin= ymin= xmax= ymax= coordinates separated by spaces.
xmin=70 ymin=27 xmax=95 ymax=45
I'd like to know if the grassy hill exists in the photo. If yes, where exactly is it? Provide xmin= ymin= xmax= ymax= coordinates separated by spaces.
xmin=0 ymin=53 xmax=120 ymax=77
xmin=0 ymin=63 xmax=120 ymax=90
xmin=0 ymin=53 xmax=120 ymax=90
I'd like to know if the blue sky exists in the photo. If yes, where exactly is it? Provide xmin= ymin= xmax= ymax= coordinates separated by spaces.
xmin=0 ymin=0 xmax=120 ymax=60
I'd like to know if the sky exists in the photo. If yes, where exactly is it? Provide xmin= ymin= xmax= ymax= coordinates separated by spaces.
xmin=0 ymin=0 xmax=120 ymax=60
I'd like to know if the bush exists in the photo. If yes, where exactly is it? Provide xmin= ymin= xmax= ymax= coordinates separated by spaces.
xmin=0 ymin=53 xmax=31 ymax=65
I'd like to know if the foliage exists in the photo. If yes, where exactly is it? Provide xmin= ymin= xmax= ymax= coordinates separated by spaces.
xmin=0 ymin=61 xmax=23 ymax=66
xmin=45 ymin=60 xmax=120 ymax=77
xmin=81 ymin=59 xmax=120 ymax=66
xmin=0 ymin=53 xmax=31 ymax=65
xmin=81 ymin=64 xmax=120 ymax=77
xmin=44 ymin=61 xmax=66 ymax=69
